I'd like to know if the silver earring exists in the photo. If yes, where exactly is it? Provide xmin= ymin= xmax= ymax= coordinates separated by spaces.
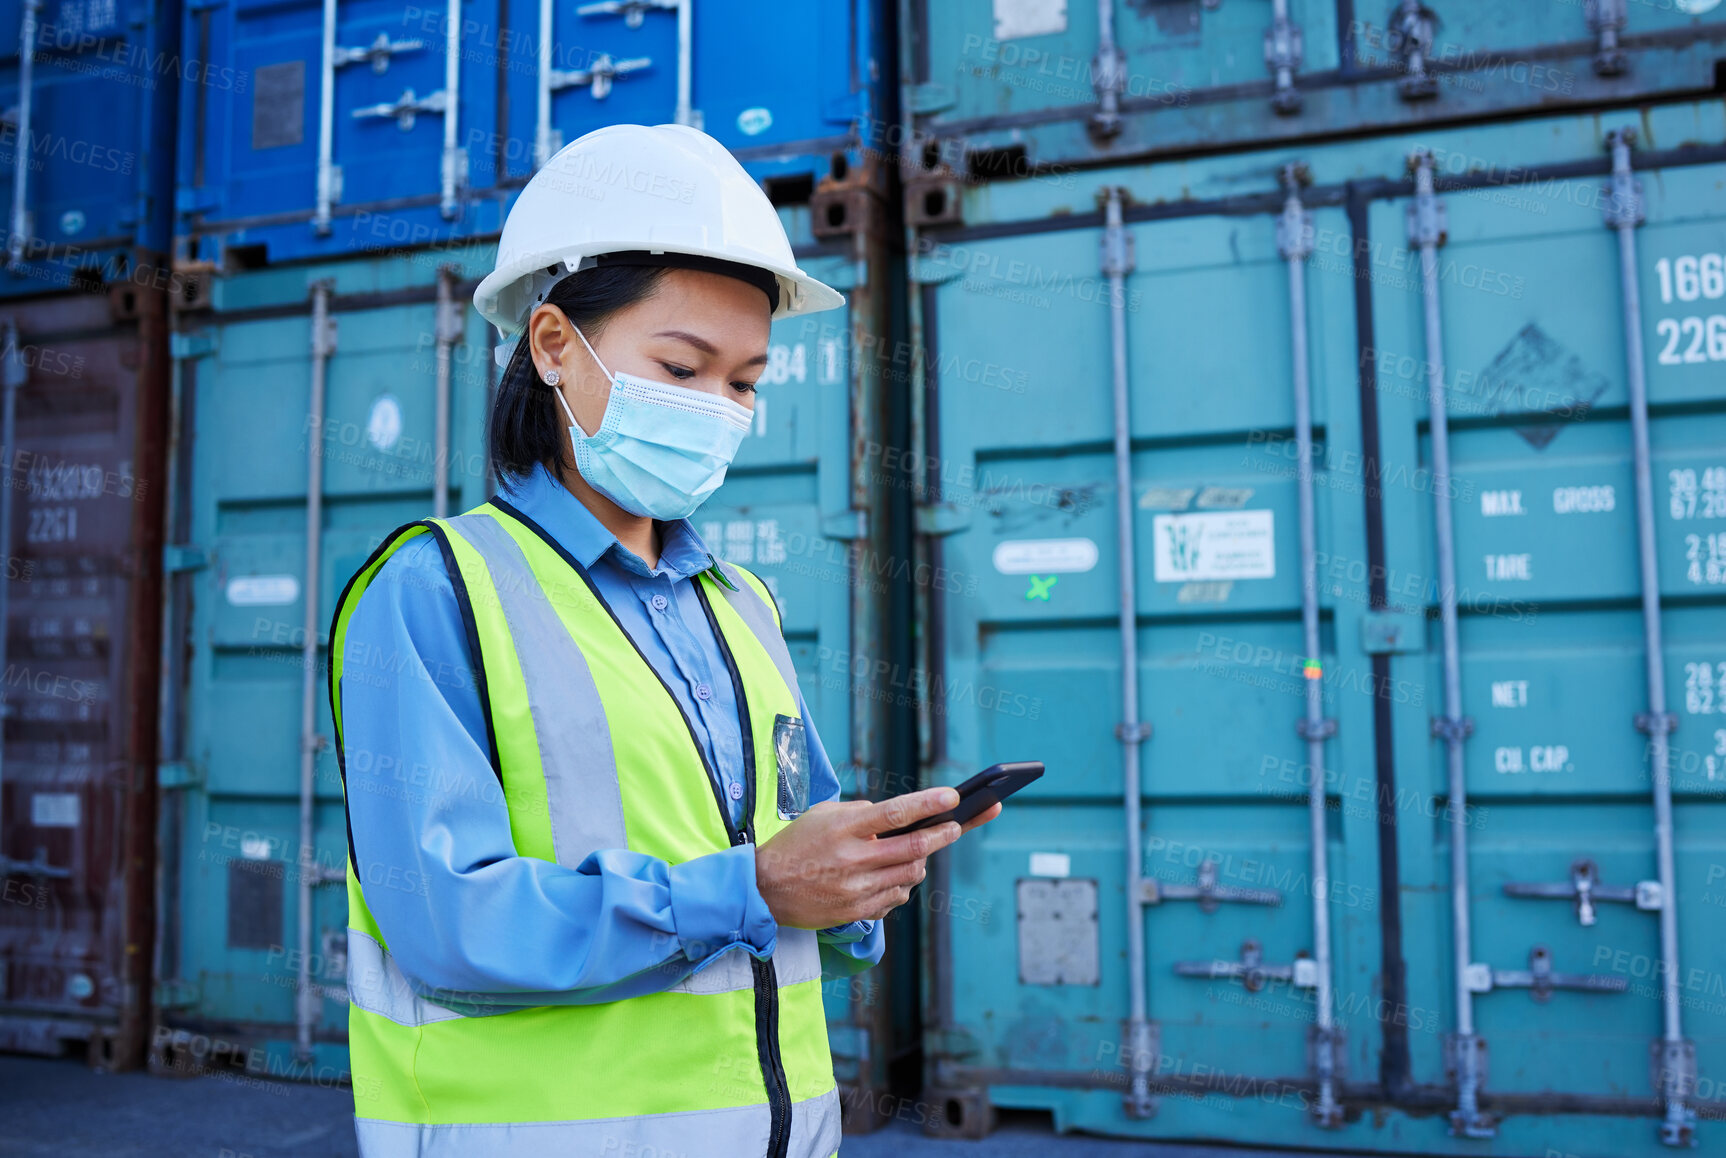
xmin=544 ymin=368 xmax=561 ymax=386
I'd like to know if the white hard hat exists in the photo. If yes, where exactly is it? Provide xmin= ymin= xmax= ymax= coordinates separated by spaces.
xmin=476 ymin=123 xmax=845 ymax=368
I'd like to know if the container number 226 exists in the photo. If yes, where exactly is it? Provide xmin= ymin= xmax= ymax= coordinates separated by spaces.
xmin=1653 ymin=254 xmax=1726 ymax=364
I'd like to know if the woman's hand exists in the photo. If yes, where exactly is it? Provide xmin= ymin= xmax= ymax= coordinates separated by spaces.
xmin=755 ymin=787 xmax=1003 ymax=928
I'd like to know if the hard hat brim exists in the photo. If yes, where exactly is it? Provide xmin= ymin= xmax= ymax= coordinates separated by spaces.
xmin=476 ymin=244 xmax=845 ymax=367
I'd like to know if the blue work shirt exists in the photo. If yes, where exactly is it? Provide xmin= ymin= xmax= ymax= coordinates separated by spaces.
xmin=338 ymin=462 xmax=882 ymax=1005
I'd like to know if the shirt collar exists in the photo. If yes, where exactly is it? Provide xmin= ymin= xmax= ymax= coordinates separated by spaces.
xmin=498 ymin=464 xmax=716 ymax=581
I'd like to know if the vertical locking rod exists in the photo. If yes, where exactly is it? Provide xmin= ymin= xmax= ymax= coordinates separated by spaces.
xmin=1605 ymin=128 xmax=1694 ymax=1148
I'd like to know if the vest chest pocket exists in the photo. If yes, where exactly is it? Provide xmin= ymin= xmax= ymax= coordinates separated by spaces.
xmin=773 ymin=714 xmax=810 ymax=819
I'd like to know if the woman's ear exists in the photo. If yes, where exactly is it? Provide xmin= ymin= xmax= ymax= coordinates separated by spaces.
xmin=527 ymin=304 xmax=570 ymax=379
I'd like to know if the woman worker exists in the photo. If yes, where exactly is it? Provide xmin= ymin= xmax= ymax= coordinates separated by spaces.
xmin=327 ymin=123 xmax=998 ymax=1158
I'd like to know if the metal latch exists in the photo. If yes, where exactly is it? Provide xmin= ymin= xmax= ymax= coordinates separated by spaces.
xmin=1467 ymin=945 xmax=1630 ymax=1002
xmin=351 ymin=87 xmax=449 ymax=132
xmin=1502 ymin=857 xmax=1663 ymax=926
xmin=578 ymin=0 xmax=675 ymax=27
xmin=332 ymin=31 xmax=425 ymax=74
xmin=549 ymin=53 xmax=651 ymax=100
xmin=1174 ymin=939 xmax=1316 ymax=993
xmin=1142 ymin=859 xmax=1282 ymax=913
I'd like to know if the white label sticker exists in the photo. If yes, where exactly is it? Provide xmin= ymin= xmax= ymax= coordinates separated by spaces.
xmin=367 ymin=393 xmax=403 ymax=452
xmin=736 ymin=107 xmax=773 ymax=136
xmin=1153 ymin=511 xmax=1275 ymax=582
xmin=31 ymin=792 xmax=79 ymax=827
xmin=993 ymin=537 xmax=1098 ymax=575
xmin=227 ymin=574 xmax=301 ymax=606
xmin=1195 ymin=486 xmax=1254 ymax=510
xmin=993 ymin=0 xmax=1067 ymax=39
xmin=1138 ymin=486 xmax=1196 ymax=511
xmin=1029 ymin=852 xmax=1070 ymax=878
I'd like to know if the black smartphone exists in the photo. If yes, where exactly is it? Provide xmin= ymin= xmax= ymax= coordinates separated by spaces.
xmin=878 ymin=761 xmax=1044 ymax=838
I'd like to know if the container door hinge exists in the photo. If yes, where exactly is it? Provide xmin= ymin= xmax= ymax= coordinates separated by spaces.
xmin=163 ymin=544 xmax=210 ymax=572
xmin=1174 ymin=938 xmax=1316 ymax=993
xmin=1443 ymin=1033 xmax=1494 ymax=1138
xmin=1390 ymin=0 xmax=1438 ymax=100
xmin=1502 ymin=857 xmax=1663 ymax=925
xmin=169 ymin=332 xmax=216 ymax=361
xmin=1361 ymin=611 xmax=1422 ymax=653
xmin=157 ymin=761 xmax=203 ymax=790
xmin=1142 ymin=858 xmax=1282 ymax=912
xmin=154 ymin=978 xmax=201 ymax=1008
xmin=1589 ymin=0 xmax=1628 ymax=76
xmin=820 ymin=509 xmax=869 ymax=541
xmin=1467 ymin=945 xmax=1629 ymax=1002
xmin=914 ymin=503 xmax=972 ymax=536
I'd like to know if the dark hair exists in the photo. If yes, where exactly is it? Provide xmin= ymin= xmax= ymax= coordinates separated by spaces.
xmin=487 ymin=264 xmax=668 ymax=487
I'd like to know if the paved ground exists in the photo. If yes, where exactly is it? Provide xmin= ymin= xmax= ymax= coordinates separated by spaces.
xmin=0 ymin=1055 xmax=1364 ymax=1158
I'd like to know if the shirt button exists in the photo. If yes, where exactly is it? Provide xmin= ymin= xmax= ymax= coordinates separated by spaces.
xmin=728 ymin=781 xmax=744 ymax=801
xmin=650 ymin=594 xmax=668 ymax=612
xmin=696 ymin=683 xmax=712 ymax=701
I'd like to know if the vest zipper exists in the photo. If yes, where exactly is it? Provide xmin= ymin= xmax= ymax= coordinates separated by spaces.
xmin=488 ymin=501 xmax=796 ymax=1158
xmin=696 ymin=580 xmax=794 ymax=1158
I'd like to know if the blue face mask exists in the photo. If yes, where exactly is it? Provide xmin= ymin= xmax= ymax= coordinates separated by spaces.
xmin=552 ymin=326 xmax=754 ymax=521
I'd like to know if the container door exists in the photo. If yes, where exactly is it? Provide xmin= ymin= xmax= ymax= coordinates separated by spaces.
xmin=917 ymin=191 xmax=1387 ymax=1145
xmin=1370 ymin=137 xmax=1726 ymax=1154
xmin=0 ymin=293 xmax=165 ymax=1068
xmin=157 ymin=249 xmax=496 ymax=1078
xmin=504 ymin=0 xmax=864 ymax=183
xmin=183 ymin=0 xmax=503 ymax=263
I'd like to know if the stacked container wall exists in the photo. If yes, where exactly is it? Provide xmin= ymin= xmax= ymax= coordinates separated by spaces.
xmin=905 ymin=6 xmax=1726 ymax=1153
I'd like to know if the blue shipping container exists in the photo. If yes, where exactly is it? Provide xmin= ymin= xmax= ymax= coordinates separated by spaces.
xmin=0 ymin=0 xmax=181 ymax=295
xmin=177 ymin=0 xmax=888 ymax=265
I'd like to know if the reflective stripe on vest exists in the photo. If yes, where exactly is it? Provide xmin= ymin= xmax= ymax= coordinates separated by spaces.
xmin=355 ymin=1089 xmax=841 ymax=1158
xmin=328 ymin=501 xmax=835 ymax=1158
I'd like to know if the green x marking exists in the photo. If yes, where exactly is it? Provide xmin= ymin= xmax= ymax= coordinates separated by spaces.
xmin=1026 ymin=575 xmax=1058 ymax=601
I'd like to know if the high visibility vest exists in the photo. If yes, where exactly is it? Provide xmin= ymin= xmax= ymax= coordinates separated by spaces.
xmin=327 ymin=497 xmax=839 ymax=1158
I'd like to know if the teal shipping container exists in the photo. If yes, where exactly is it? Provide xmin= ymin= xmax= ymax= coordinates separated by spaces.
xmin=906 ymin=93 xmax=1726 ymax=1155
xmin=899 ymin=0 xmax=1726 ymax=180
xmin=152 ymin=184 xmax=917 ymax=1126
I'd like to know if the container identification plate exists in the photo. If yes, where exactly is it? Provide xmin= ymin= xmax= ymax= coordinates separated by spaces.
xmin=1152 ymin=511 xmax=1276 ymax=582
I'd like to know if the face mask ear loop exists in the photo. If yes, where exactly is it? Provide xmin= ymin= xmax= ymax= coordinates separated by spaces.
xmin=552 ymin=323 xmax=614 ymax=429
